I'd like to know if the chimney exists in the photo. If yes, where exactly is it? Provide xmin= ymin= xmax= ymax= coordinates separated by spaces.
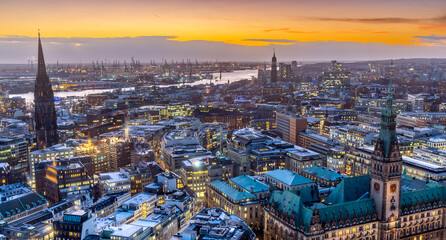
xmin=250 ymin=186 xmax=254 ymax=193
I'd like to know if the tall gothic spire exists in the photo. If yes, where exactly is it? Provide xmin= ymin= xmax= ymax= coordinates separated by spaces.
xmin=34 ymin=31 xmax=59 ymax=149
xmin=37 ymin=30 xmax=47 ymax=79
xmin=271 ymin=49 xmax=277 ymax=82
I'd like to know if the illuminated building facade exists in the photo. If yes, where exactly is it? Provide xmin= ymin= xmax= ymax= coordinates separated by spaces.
xmin=321 ymin=60 xmax=350 ymax=89
xmin=120 ymin=161 xmax=164 ymax=195
xmin=326 ymin=147 xmax=345 ymax=172
xmin=37 ymin=157 xmax=93 ymax=204
xmin=161 ymin=130 xmax=210 ymax=172
xmin=53 ymin=210 xmax=95 ymax=240
xmin=29 ymin=143 xmax=74 ymax=189
xmin=193 ymin=122 xmax=228 ymax=151
xmin=249 ymin=118 xmax=276 ymax=131
xmin=0 ymin=135 xmax=28 ymax=183
xmin=206 ymin=180 xmax=264 ymax=231
xmin=329 ymin=125 xmax=375 ymax=148
xmin=355 ymin=98 xmax=411 ymax=113
xmin=98 ymin=172 xmax=131 ymax=196
xmin=86 ymin=94 xmax=114 ymax=107
xmin=285 ymin=146 xmax=324 ymax=174
xmin=179 ymin=156 xmax=211 ymax=202
xmin=0 ymin=97 xmax=26 ymax=115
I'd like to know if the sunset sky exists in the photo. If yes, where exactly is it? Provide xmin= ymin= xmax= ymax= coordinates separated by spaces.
xmin=1 ymin=0 xmax=446 ymax=63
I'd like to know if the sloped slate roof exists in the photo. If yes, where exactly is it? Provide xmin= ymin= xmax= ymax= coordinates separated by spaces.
xmin=0 ymin=192 xmax=47 ymax=221
xmin=325 ymin=175 xmax=370 ymax=205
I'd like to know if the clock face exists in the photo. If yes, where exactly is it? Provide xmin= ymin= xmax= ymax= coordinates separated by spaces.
xmin=374 ymin=182 xmax=380 ymax=191
xmin=390 ymin=184 xmax=397 ymax=193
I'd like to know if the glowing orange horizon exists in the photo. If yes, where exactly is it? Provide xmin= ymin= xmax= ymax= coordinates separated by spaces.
xmin=1 ymin=0 xmax=445 ymax=47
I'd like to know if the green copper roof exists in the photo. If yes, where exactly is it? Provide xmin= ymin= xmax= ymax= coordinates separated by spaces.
xmin=325 ymin=175 xmax=370 ymax=205
xmin=319 ymin=198 xmax=375 ymax=226
xmin=269 ymin=190 xmax=314 ymax=229
xmin=303 ymin=166 xmax=344 ymax=181
xmin=209 ymin=180 xmax=257 ymax=201
xmin=265 ymin=169 xmax=314 ymax=186
xmin=230 ymin=175 xmax=270 ymax=193
xmin=400 ymin=177 xmax=446 ymax=210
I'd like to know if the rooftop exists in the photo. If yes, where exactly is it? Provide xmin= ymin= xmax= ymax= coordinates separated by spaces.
xmin=109 ymin=224 xmax=142 ymax=237
xmin=230 ymin=175 xmax=270 ymax=193
xmin=265 ymin=169 xmax=314 ymax=186
xmin=209 ymin=180 xmax=256 ymax=201
xmin=303 ymin=166 xmax=344 ymax=181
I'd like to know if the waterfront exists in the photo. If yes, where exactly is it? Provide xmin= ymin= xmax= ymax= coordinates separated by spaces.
xmin=11 ymin=69 xmax=257 ymax=102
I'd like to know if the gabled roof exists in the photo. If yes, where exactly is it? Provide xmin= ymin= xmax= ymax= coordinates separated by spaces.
xmin=230 ymin=175 xmax=270 ymax=193
xmin=324 ymin=175 xmax=370 ymax=205
xmin=209 ymin=180 xmax=256 ymax=201
xmin=265 ymin=169 xmax=314 ymax=186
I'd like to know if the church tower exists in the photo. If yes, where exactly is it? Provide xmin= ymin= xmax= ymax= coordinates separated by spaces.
xmin=34 ymin=31 xmax=59 ymax=149
xmin=271 ymin=49 xmax=277 ymax=82
xmin=370 ymin=61 xmax=402 ymax=240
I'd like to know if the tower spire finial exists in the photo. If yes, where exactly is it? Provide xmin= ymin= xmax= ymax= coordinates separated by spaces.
xmin=388 ymin=60 xmax=394 ymax=95
xmin=273 ymin=48 xmax=275 ymax=57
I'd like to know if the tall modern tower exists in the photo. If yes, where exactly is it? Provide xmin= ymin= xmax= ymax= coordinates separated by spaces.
xmin=370 ymin=61 xmax=402 ymax=240
xmin=271 ymin=49 xmax=277 ymax=83
xmin=34 ymin=32 xmax=59 ymax=149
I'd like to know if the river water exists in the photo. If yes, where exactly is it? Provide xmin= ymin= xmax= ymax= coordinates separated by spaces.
xmin=11 ymin=69 xmax=258 ymax=103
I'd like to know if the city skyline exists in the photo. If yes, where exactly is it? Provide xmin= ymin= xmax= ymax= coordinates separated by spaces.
xmin=2 ymin=0 xmax=446 ymax=63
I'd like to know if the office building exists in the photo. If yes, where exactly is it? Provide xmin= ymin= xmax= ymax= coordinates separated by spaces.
xmin=29 ymin=143 xmax=74 ymax=189
xmin=276 ymin=112 xmax=307 ymax=145
xmin=98 ymin=172 xmax=131 ymax=196
xmin=36 ymin=157 xmax=93 ymax=204
xmin=53 ymin=210 xmax=95 ymax=240
xmin=0 ymin=135 xmax=28 ymax=183
xmin=285 ymin=146 xmax=324 ymax=174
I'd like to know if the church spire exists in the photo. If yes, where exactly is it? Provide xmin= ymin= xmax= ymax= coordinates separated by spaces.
xmin=37 ymin=30 xmax=47 ymax=79
xmin=34 ymin=31 xmax=59 ymax=149
xmin=271 ymin=49 xmax=277 ymax=82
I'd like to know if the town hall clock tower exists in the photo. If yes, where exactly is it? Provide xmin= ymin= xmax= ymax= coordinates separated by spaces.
xmin=370 ymin=61 xmax=402 ymax=240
